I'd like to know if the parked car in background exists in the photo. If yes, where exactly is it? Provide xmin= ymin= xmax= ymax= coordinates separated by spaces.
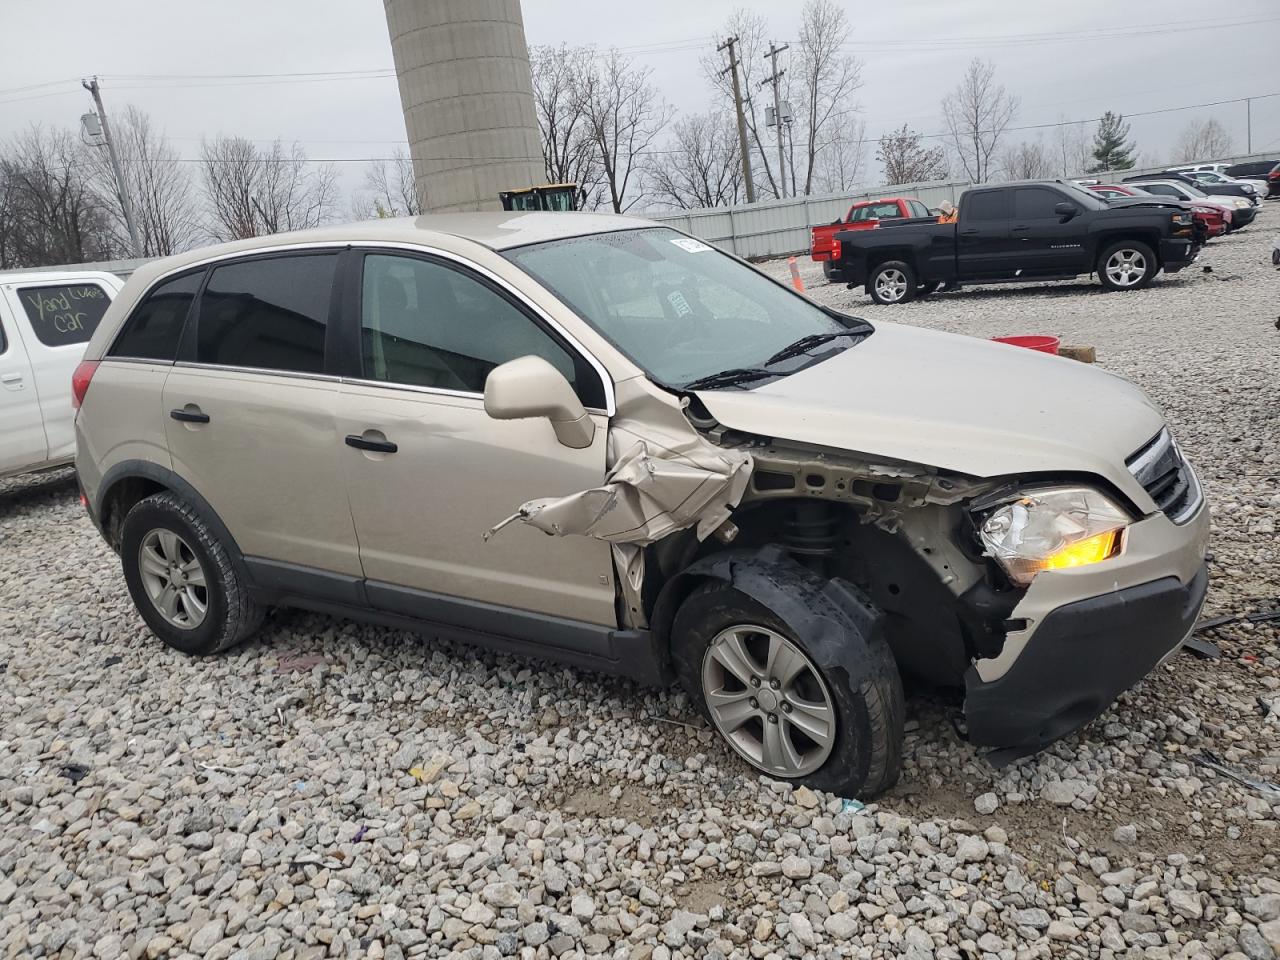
xmin=1124 ymin=171 xmax=1260 ymax=205
xmin=0 ymin=270 xmax=122 ymax=479
xmin=1174 ymin=168 xmax=1272 ymax=199
xmin=74 ymin=213 xmax=1209 ymax=798
xmin=811 ymin=197 xmax=935 ymax=281
xmin=1089 ymin=183 xmax=1229 ymax=240
xmin=1130 ymin=180 xmax=1257 ymax=229
xmin=832 ymin=180 xmax=1199 ymax=303
xmin=1222 ymin=158 xmax=1280 ymax=191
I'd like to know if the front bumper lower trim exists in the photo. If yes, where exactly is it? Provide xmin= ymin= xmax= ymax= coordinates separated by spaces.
xmin=962 ymin=562 xmax=1208 ymax=752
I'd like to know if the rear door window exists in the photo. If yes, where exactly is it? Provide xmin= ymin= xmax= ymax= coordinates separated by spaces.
xmin=16 ymin=283 xmax=112 ymax=347
xmin=906 ymin=200 xmax=931 ymax=218
xmin=965 ymin=191 xmax=1011 ymax=221
xmin=109 ymin=271 xmax=202 ymax=361
xmin=195 ymin=254 xmax=338 ymax=374
xmin=1013 ymin=187 xmax=1066 ymax=220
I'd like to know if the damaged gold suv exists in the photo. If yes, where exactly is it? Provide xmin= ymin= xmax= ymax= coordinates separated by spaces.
xmin=75 ymin=214 xmax=1208 ymax=797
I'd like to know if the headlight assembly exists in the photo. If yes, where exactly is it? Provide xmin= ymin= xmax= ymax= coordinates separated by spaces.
xmin=976 ymin=486 xmax=1131 ymax=586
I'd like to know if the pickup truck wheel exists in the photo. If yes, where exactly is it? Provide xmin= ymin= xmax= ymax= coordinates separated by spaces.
xmin=867 ymin=260 xmax=917 ymax=305
xmin=672 ymin=581 xmax=904 ymax=797
xmin=1097 ymin=240 xmax=1157 ymax=291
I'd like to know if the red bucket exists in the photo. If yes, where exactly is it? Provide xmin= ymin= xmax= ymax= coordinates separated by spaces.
xmin=991 ymin=335 xmax=1060 ymax=355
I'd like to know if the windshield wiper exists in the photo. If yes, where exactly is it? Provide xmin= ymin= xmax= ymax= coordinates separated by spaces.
xmin=764 ymin=328 xmax=869 ymax=367
xmin=682 ymin=367 xmax=775 ymax=390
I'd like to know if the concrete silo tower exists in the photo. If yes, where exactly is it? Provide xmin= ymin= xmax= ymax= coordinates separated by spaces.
xmin=384 ymin=0 xmax=545 ymax=213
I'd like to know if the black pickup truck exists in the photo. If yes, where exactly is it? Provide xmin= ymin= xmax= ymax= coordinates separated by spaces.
xmin=834 ymin=180 xmax=1199 ymax=304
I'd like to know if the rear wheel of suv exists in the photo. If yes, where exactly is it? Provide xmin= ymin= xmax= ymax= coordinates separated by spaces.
xmin=671 ymin=581 xmax=904 ymax=797
xmin=1097 ymin=240 xmax=1157 ymax=291
xmin=867 ymin=260 xmax=917 ymax=305
xmin=120 ymin=492 xmax=264 ymax=655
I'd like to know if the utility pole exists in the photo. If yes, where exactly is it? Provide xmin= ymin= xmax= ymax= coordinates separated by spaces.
xmin=82 ymin=76 xmax=142 ymax=257
xmin=718 ymin=36 xmax=755 ymax=204
xmin=761 ymin=42 xmax=789 ymax=199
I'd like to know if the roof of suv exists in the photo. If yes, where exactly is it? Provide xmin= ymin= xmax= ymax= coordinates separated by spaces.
xmin=145 ymin=211 xmax=658 ymax=277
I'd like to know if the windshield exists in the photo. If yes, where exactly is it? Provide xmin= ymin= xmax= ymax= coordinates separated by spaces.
xmin=505 ymin=227 xmax=864 ymax=387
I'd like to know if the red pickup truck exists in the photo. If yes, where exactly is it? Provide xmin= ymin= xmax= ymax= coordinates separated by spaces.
xmin=812 ymin=197 xmax=936 ymax=280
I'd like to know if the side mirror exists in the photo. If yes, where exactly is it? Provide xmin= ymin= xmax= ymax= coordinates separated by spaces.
xmin=484 ymin=355 xmax=595 ymax=449
xmin=1054 ymin=201 xmax=1078 ymax=219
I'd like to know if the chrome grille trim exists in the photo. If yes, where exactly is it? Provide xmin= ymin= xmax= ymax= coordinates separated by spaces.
xmin=1127 ymin=428 xmax=1203 ymax=524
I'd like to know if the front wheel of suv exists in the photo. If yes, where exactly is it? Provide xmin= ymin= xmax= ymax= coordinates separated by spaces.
xmin=672 ymin=581 xmax=904 ymax=798
xmin=120 ymin=492 xmax=264 ymax=655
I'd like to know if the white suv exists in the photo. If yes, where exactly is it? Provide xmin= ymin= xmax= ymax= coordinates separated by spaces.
xmin=74 ymin=214 xmax=1208 ymax=797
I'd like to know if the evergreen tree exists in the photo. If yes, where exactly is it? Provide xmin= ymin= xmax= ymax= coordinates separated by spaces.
xmin=1089 ymin=111 xmax=1135 ymax=173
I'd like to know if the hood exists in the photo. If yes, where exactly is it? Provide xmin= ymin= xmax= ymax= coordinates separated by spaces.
xmin=694 ymin=321 xmax=1164 ymax=501
xmin=1105 ymin=197 xmax=1190 ymax=212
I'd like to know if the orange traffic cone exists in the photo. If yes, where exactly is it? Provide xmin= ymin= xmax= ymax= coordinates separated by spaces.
xmin=788 ymin=256 xmax=805 ymax=292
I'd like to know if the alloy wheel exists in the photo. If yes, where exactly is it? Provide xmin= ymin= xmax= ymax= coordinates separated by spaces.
xmin=1105 ymin=248 xmax=1148 ymax=287
xmin=138 ymin=529 xmax=208 ymax=630
xmin=701 ymin=624 xmax=836 ymax=778
xmin=874 ymin=268 xmax=909 ymax=302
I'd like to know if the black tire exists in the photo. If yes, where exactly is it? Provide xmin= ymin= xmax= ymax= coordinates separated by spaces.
xmin=866 ymin=260 xmax=918 ymax=305
xmin=917 ymin=279 xmax=941 ymax=297
xmin=671 ymin=581 xmax=904 ymax=798
xmin=1096 ymin=239 xmax=1158 ymax=292
xmin=1271 ymin=248 xmax=1279 ymax=266
xmin=120 ymin=492 xmax=264 ymax=655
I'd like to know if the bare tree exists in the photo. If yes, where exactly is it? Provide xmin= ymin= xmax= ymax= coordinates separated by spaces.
xmin=1050 ymin=118 xmax=1093 ymax=178
xmin=813 ymin=116 xmax=867 ymax=194
xmin=941 ymin=58 xmax=1018 ymax=184
xmin=877 ymin=125 xmax=948 ymax=185
xmin=82 ymin=106 xmax=199 ymax=256
xmin=794 ymin=0 xmax=864 ymax=196
xmin=647 ymin=111 xmax=744 ymax=209
xmin=0 ymin=125 xmax=118 ymax=268
xmin=578 ymin=49 xmax=671 ymax=213
xmin=531 ymin=44 xmax=604 ymax=208
xmin=352 ymin=149 xmax=419 ymax=220
xmin=1000 ymin=139 xmax=1055 ymax=180
xmin=701 ymin=10 xmax=781 ymax=198
xmin=1172 ymin=117 xmax=1234 ymax=164
xmin=201 ymin=137 xmax=338 ymax=241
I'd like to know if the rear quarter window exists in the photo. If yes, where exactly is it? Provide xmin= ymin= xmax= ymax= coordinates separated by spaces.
xmin=17 ymin=283 xmax=112 ymax=347
xmin=109 ymin=271 xmax=203 ymax=361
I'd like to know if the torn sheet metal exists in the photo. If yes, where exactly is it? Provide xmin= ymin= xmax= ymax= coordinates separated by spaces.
xmin=485 ymin=408 xmax=753 ymax=627
xmin=488 ymin=438 xmax=751 ymax=545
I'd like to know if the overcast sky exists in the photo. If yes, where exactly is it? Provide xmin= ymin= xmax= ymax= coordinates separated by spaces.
xmin=1 ymin=0 xmax=1277 ymax=207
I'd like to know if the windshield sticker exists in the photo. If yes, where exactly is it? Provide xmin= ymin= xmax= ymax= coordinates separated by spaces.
xmin=666 ymin=290 xmax=694 ymax=317
xmin=670 ymin=237 xmax=712 ymax=253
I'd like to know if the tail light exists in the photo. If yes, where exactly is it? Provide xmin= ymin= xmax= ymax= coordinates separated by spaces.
xmin=830 ymin=239 xmax=841 ymax=261
xmin=71 ymin=360 xmax=99 ymax=411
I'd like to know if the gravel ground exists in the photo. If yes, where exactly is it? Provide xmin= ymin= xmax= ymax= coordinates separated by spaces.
xmin=1 ymin=208 xmax=1278 ymax=960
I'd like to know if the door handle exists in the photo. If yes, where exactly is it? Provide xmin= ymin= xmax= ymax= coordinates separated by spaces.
xmin=1012 ymin=224 xmax=1030 ymax=232
xmin=170 ymin=407 xmax=210 ymax=424
xmin=0 ymin=372 xmax=21 ymax=384
xmin=346 ymin=434 xmax=398 ymax=454
xmin=959 ymin=228 xmax=979 ymax=236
